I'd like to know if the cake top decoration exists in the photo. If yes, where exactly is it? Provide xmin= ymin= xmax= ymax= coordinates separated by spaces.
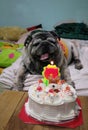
xmin=41 ymin=61 xmax=61 ymax=86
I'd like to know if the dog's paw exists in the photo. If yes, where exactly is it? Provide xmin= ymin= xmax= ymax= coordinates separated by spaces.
xmin=68 ymin=81 xmax=76 ymax=89
xmin=14 ymin=80 xmax=24 ymax=91
xmin=74 ymin=59 xmax=83 ymax=70
xmin=17 ymin=82 xmax=24 ymax=91
xmin=18 ymin=86 xmax=24 ymax=91
xmin=71 ymin=81 xmax=75 ymax=89
xmin=75 ymin=63 xmax=83 ymax=70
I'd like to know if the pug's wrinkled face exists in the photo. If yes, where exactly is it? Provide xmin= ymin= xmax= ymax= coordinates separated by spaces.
xmin=29 ymin=32 xmax=59 ymax=65
xmin=23 ymin=31 xmax=62 ymax=74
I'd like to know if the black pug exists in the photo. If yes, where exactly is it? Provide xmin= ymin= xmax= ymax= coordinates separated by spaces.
xmin=15 ymin=29 xmax=83 ymax=90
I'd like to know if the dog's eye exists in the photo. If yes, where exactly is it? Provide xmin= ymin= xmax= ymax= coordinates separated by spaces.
xmin=47 ymin=37 xmax=56 ymax=43
xmin=32 ymin=39 xmax=41 ymax=46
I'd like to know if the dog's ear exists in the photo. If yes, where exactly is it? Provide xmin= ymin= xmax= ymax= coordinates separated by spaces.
xmin=24 ymin=30 xmax=35 ymax=47
xmin=50 ymin=31 xmax=60 ymax=41
xmin=24 ymin=35 xmax=32 ymax=47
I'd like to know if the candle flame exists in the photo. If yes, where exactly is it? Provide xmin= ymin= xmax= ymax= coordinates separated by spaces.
xmin=50 ymin=60 xmax=54 ymax=65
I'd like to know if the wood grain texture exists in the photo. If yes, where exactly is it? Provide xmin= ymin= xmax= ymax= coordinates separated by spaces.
xmin=0 ymin=90 xmax=88 ymax=130
xmin=78 ymin=97 xmax=88 ymax=130
xmin=0 ymin=90 xmax=25 ymax=130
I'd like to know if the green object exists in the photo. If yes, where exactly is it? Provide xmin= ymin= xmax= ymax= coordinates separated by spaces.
xmin=0 ymin=41 xmax=23 ymax=67
xmin=54 ymin=23 xmax=88 ymax=40
xmin=42 ymin=78 xmax=49 ymax=86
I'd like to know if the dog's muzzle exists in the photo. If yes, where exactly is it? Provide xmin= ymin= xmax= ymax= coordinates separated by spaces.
xmin=33 ymin=41 xmax=57 ymax=62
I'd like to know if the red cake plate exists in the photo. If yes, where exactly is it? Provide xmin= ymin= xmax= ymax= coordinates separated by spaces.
xmin=18 ymin=98 xmax=83 ymax=128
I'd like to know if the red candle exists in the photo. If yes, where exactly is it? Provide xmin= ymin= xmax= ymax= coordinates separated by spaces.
xmin=42 ymin=61 xmax=60 ymax=80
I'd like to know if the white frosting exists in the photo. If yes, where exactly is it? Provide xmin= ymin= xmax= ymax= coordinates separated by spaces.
xmin=25 ymin=82 xmax=80 ymax=122
xmin=28 ymin=83 xmax=77 ymax=105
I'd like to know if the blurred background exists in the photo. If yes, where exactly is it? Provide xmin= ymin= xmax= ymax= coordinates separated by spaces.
xmin=0 ymin=0 xmax=88 ymax=30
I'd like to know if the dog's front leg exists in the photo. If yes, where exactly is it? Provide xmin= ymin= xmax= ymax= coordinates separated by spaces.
xmin=71 ymin=44 xmax=83 ymax=70
xmin=61 ymin=66 xmax=75 ymax=88
xmin=15 ymin=65 xmax=27 ymax=91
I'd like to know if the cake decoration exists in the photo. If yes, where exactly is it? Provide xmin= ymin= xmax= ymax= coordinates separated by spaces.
xmin=42 ymin=61 xmax=61 ymax=86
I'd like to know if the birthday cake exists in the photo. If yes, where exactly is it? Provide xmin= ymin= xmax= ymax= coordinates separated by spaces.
xmin=25 ymin=63 xmax=80 ymax=123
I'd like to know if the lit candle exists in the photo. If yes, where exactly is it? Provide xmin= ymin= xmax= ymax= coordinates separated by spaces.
xmin=50 ymin=60 xmax=54 ymax=65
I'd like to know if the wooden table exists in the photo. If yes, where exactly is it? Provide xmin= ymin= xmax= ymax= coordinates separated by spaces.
xmin=0 ymin=90 xmax=88 ymax=130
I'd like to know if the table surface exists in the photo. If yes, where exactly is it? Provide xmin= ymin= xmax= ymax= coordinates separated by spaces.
xmin=0 ymin=90 xmax=88 ymax=130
